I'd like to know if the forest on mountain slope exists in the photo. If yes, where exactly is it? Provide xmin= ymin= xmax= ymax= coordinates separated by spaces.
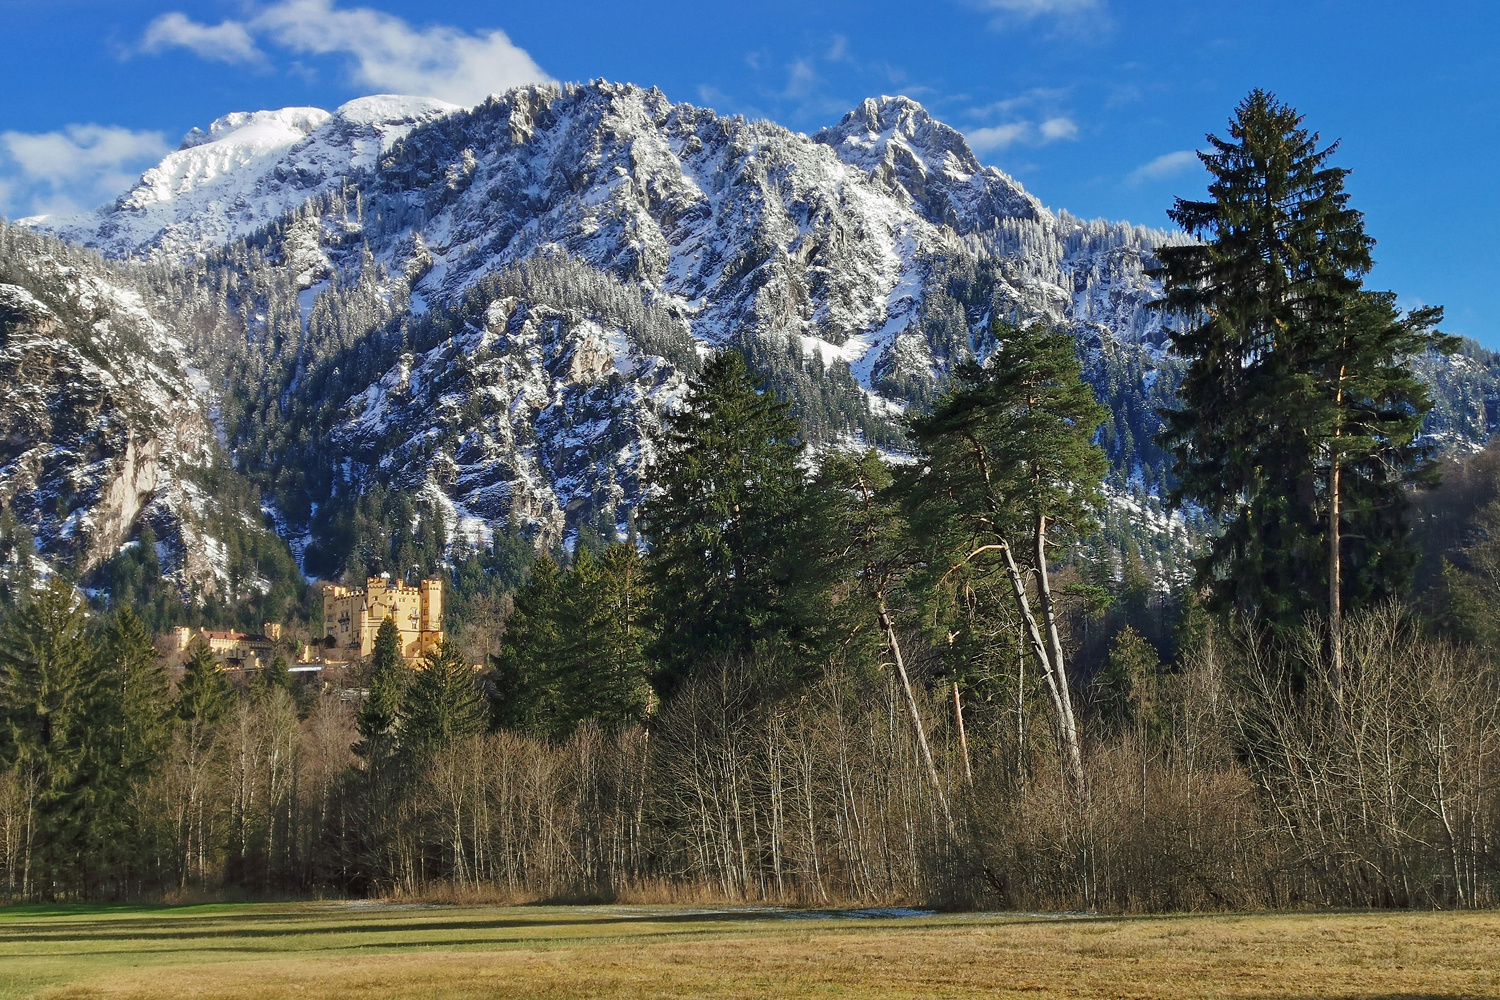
xmin=3 ymin=92 xmax=1500 ymax=911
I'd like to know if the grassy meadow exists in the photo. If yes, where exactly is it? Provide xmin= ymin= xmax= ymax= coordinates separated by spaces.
xmin=1 ymin=902 xmax=1498 ymax=999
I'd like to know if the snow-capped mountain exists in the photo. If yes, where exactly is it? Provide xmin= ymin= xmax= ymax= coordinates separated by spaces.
xmin=12 ymin=80 xmax=1489 ymax=595
xmin=28 ymin=95 xmax=459 ymax=260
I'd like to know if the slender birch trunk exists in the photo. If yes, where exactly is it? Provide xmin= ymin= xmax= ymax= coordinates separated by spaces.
xmin=951 ymin=682 xmax=972 ymax=785
xmin=996 ymin=537 xmax=1085 ymax=790
xmin=1033 ymin=514 xmax=1085 ymax=790
xmin=876 ymin=594 xmax=953 ymax=836
xmin=1329 ymin=363 xmax=1346 ymax=693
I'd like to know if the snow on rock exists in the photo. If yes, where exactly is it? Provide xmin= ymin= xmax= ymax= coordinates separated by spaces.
xmin=28 ymin=96 xmax=460 ymax=259
xmin=0 ymin=235 xmax=278 ymax=602
xmin=330 ymin=294 xmax=688 ymax=548
xmin=17 ymin=81 xmax=1196 ymax=552
xmin=18 ymin=80 xmax=1493 ymax=568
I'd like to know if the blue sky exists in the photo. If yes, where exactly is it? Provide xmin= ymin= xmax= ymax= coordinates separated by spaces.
xmin=2 ymin=0 xmax=1496 ymax=345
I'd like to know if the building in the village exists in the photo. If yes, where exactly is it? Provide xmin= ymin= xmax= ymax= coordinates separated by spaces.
xmin=317 ymin=576 xmax=443 ymax=662
xmin=174 ymin=623 xmax=284 ymax=670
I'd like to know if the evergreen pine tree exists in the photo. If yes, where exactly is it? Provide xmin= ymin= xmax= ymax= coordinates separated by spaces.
xmin=557 ymin=544 xmax=652 ymax=733
xmin=178 ymin=640 xmax=232 ymax=729
xmin=490 ymin=556 xmax=562 ymax=731
xmin=355 ymin=617 xmax=406 ymax=760
xmin=257 ymin=653 xmax=293 ymax=699
xmin=1155 ymin=90 xmax=1454 ymax=635
xmin=639 ymin=349 xmax=832 ymax=698
xmin=400 ymin=640 xmax=486 ymax=761
xmin=491 ymin=547 xmax=653 ymax=738
xmin=106 ymin=609 xmax=172 ymax=781
xmin=905 ymin=320 xmax=1108 ymax=789
xmin=90 ymin=608 xmax=172 ymax=893
xmin=0 ymin=580 xmax=99 ymax=893
xmin=1093 ymin=625 xmax=1163 ymax=735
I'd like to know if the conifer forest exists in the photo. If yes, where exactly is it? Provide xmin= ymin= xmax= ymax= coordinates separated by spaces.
xmin=6 ymin=90 xmax=1500 ymax=916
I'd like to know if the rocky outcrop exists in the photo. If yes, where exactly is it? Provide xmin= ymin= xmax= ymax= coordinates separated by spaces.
xmin=0 ymin=232 xmax=288 ymax=601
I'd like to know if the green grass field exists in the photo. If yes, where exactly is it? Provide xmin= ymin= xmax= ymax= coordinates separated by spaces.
xmin=2 ymin=900 xmax=1498 ymax=999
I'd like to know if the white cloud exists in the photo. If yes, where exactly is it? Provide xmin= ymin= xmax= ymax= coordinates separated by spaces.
xmin=783 ymin=59 xmax=819 ymax=101
xmin=967 ymin=0 xmax=1108 ymax=34
xmin=1039 ymin=116 xmax=1078 ymax=141
xmin=140 ymin=12 xmax=264 ymax=65
xmin=1126 ymin=149 xmax=1200 ymax=185
xmin=967 ymin=117 xmax=1078 ymax=152
xmin=138 ymin=1 xmax=551 ymax=106
xmin=696 ymin=85 xmax=731 ymax=110
xmin=970 ymin=87 xmax=1070 ymax=119
xmin=967 ymin=123 xmax=1031 ymax=151
xmin=0 ymin=125 xmax=169 ymax=218
xmin=965 ymin=89 xmax=1079 ymax=153
xmin=977 ymin=0 xmax=1101 ymax=16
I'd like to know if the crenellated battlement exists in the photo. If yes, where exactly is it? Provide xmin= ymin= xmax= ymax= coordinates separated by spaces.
xmin=319 ymin=575 xmax=443 ymax=663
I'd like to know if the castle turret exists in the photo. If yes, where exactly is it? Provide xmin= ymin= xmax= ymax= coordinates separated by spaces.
xmin=420 ymin=578 xmax=442 ymax=635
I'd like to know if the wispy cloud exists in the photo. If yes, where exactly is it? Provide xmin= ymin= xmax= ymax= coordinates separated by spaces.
xmin=0 ymin=125 xmax=170 ymax=218
xmin=1126 ymin=149 xmax=1200 ymax=185
xmin=1038 ymin=116 xmax=1078 ymax=141
xmin=137 ymin=0 xmax=551 ymax=106
xmin=140 ymin=12 xmax=264 ymax=66
xmin=967 ymin=116 xmax=1078 ymax=151
xmin=706 ymin=34 xmax=934 ymax=129
xmin=965 ymin=0 xmax=1109 ymax=35
xmin=967 ymin=123 xmax=1030 ymax=151
xmin=965 ymin=89 xmax=1080 ymax=153
xmin=969 ymin=87 xmax=1071 ymax=119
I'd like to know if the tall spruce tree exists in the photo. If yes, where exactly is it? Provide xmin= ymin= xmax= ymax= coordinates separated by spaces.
xmin=400 ymin=640 xmax=486 ymax=761
xmin=639 ymin=349 xmax=832 ymax=698
xmin=489 ymin=555 xmax=562 ymax=731
xmin=1156 ymin=91 xmax=1452 ymax=649
xmin=91 ymin=608 xmax=172 ymax=892
xmin=0 ymin=579 xmax=98 ymax=895
xmin=553 ymin=545 xmax=652 ymax=733
xmin=178 ymin=640 xmax=232 ymax=729
xmin=492 ymin=546 xmax=653 ymax=738
xmin=355 ymin=617 xmax=406 ymax=761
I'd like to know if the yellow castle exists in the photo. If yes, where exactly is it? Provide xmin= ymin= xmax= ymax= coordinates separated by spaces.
xmin=320 ymin=576 xmax=443 ymax=662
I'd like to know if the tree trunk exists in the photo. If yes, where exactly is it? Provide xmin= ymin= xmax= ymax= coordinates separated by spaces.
xmin=996 ymin=538 xmax=1085 ymax=791
xmin=1033 ymin=514 xmax=1084 ymax=789
xmin=876 ymin=594 xmax=954 ymax=837
xmin=952 ymin=682 xmax=972 ymax=785
xmin=1329 ymin=364 xmax=1346 ymax=693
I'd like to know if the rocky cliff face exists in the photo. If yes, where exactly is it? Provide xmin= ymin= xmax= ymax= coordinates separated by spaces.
xmin=0 ymin=225 xmax=293 ymax=603
xmin=40 ymin=81 xmax=1182 ymax=368
xmin=327 ymin=286 xmax=688 ymax=550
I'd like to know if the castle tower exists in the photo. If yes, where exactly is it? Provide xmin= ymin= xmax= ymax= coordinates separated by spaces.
xmin=419 ymin=577 xmax=443 ymax=655
xmin=420 ymin=578 xmax=442 ymax=633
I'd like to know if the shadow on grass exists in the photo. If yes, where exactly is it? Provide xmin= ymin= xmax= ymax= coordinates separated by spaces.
xmin=0 ymin=906 xmax=845 ymax=949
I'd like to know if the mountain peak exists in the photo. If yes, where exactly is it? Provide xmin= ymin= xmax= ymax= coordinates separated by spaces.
xmin=816 ymin=95 xmax=1043 ymax=232
xmin=30 ymin=96 xmax=460 ymax=258
xmin=332 ymin=94 xmax=463 ymax=127
xmin=178 ymin=107 xmax=330 ymax=151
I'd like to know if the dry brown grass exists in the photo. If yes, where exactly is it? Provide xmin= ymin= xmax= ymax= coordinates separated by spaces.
xmin=4 ymin=903 xmax=1498 ymax=1000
